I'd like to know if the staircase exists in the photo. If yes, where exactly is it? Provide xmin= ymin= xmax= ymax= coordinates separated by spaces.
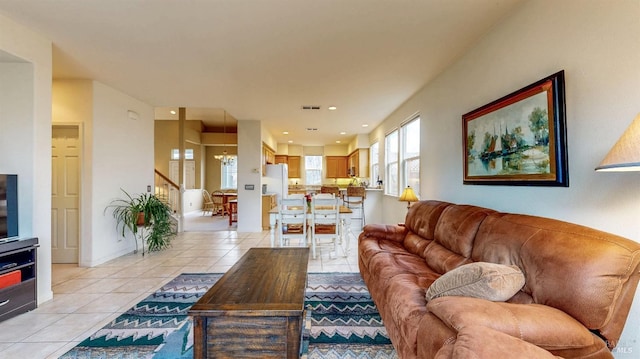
xmin=154 ymin=169 xmax=181 ymax=232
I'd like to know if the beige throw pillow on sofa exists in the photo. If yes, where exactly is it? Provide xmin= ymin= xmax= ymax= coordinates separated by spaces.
xmin=425 ymin=262 xmax=525 ymax=302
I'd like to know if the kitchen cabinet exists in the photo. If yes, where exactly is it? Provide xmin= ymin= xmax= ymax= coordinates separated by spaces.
xmin=262 ymin=144 xmax=276 ymax=175
xmin=348 ymin=149 xmax=369 ymax=178
xmin=326 ymin=156 xmax=348 ymax=178
xmin=274 ymin=155 xmax=301 ymax=178
xmin=261 ymin=194 xmax=277 ymax=230
xmin=275 ymin=155 xmax=288 ymax=165
xmin=287 ymin=156 xmax=301 ymax=178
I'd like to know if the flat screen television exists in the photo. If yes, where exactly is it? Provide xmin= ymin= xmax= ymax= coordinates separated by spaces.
xmin=0 ymin=174 xmax=18 ymax=239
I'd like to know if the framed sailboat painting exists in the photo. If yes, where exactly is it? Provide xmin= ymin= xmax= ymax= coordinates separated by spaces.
xmin=462 ymin=71 xmax=568 ymax=186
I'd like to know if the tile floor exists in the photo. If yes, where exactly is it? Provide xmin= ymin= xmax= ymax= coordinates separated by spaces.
xmin=0 ymin=228 xmax=361 ymax=358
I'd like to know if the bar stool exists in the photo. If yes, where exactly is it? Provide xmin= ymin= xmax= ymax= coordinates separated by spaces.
xmin=343 ymin=186 xmax=365 ymax=229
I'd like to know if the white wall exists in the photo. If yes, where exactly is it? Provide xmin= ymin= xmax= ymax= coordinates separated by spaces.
xmin=90 ymin=81 xmax=155 ymax=266
xmin=52 ymin=80 xmax=154 ymax=266
xmin=238 ymin=120 xmax=263 ymax=232
xmin=371 ymin=0 xmax=640 ymax=355
xmin=0 ymin=13 xmax=53 ymax=303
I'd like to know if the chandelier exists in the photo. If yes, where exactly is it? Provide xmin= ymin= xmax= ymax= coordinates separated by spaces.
xmin=214 ymin=110 xmax=235 ymax=166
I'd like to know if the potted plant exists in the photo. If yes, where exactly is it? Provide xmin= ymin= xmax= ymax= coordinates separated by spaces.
xmin=105 ymin=189 xmax=176 ymax=254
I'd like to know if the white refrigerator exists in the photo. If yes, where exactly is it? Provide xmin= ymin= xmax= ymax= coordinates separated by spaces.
xmin=264 ymin=164 xmax=289 ymax=203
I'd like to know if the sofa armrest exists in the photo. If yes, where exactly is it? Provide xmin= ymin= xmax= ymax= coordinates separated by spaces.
xmin=427 ymin=296 xmax=604 ymax=351
xmin=360 ymin=223 xmax=407 ymax=243
xmin=434 ymin=325 xmax=561 ymax=359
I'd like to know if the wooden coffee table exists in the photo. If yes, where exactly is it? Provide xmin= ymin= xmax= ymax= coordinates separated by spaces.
xmin=189 ymin=247 xmax=310 ymax=358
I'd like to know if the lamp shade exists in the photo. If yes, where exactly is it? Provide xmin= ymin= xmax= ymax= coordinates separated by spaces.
xmin=595 ymin=114 xmax=640 ymax=172
xmin=398 ymin=186 xmax=419 ymax=203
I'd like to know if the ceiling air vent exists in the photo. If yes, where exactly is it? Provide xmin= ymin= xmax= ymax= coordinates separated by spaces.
xmin=306 ymin=128 xmax=318 ymax=131
xmin=301 ymin=105 xmax=321 ymax=110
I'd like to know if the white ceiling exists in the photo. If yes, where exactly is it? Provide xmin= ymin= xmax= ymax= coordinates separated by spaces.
xmin=0 ymin=0 xmax=524 ymax=145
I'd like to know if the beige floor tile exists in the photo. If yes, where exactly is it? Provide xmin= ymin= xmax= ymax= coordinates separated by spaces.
xmin=36 ymin=293 xmax=104 ymax=314
xmin=24 ymin=312 xmax=114 ymax=342
xmin=139 ymin=265 xmax=184 ymax=278
xmin=0 ymin=313 xmax=64 ymax=342
xmin=76 ymin=266 xmax=127 ymax=279
xmin=207 ymin=264 xmax=232 ymax=273
xmin=0 ymin=341 xmax=63 ymax=358
xmin=52 ymin=278 xmax=100 ymax=294
xmin=108 ymin=265 xmax=155 ymax=278
xmin=157 ymin=256 xmax=200 ymax=266
xmin=51 ymin=264 xmax=87 ymax=286
xmin=179 ymin=264 xmax=217 ymax=274
xmin=73 ymin=292 xmax=143 ymax=313
xmin=176 ymin=248 xmax=230 ymax=257
xmin=78 ymin=277 xmax=133 ymax=293
xmin=113 ymin=277 xmax=167 ymax=293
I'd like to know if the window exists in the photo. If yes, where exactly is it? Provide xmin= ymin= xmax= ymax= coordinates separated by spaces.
xmin=169 ymin=160 xmax=195 ymax=189
xmin=221 ymin=157 xmax=238 ymax=189
xmin=385 ymin=130 xmax=399 ymax=196
xmin=171 ymin=148 xmax=194 ymax=160
xmin=401 ymin=117 xmax=420 ymax=197
xmin=370 ymin=142 xmax=379 ymax=186
xmin=305 ymin=156 xmax=322 ymax=185
xmin=384 ymin=116 xmax=421 ymax=197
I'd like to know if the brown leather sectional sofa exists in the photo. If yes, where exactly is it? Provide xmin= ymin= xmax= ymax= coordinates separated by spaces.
xmin=358 ymin=200 xmax=640 ymax=358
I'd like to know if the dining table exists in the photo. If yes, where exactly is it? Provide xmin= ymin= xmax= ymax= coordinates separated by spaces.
xmin=211 ymin=192 xmax=237 ymax=216
xmin=268 ymin=206 xmax=352 ymax=255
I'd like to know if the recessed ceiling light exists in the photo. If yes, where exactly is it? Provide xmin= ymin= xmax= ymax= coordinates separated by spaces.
xmin=336 ymin=140 xmax=341 ymax=144
xmin=340 ymin=131 xmax=347 ymax=135
xmin=362 ymin=124 xmax=369 ymax=128
xmin=170 ymin=110 xmax=176 ymax=115
xmin=288 ymin=140 xmax=293 ymax=143
xmin=328 ymin=106 xmax=337 ymax=111
xmin=283 ymin=131 xmax=289 ymax=135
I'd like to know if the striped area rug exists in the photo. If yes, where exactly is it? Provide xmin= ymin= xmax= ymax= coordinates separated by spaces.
xmin=60 ymin=272 xmax=397 ymax=359
xmin=302 ymin=273 xmax=397 ymax=359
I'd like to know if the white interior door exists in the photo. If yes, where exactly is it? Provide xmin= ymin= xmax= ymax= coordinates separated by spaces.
xmin=52 ymin=125 xmax=80 ymax=263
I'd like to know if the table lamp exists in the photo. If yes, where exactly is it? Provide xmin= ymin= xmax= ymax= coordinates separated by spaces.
xmin=399 ymin=186 xmax=419 ymax=211
xmin=595 ymin=113 xmax=640 ymax=172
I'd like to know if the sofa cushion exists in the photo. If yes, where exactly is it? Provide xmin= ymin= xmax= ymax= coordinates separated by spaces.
xmin=434 ymin=326 xmax=562 ymax=359
xmin=425 ymin=262 xmax=525 ymax=302
xmin=472 ymin=213 xmax=640 ymax=347
xmin=427 ymin=296 xmax=607 ymax=355
xmin=404 ymin=200 xmax=452 ymax=240
xmin=382 ymin=273 xmax=433 ymax=354
xmin=433 ymin=205 xmax=495 ymax=258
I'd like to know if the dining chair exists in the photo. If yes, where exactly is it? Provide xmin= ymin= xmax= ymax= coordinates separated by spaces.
xmin=314 ymin=193 xmax=335 ymax=199
xmin=320 ymin=185 xmax=340 ymax=199
xmin=212 ymin=190 xmax=225 ymax=215
xmin=278 ymin=196 xmax=307 ymax=247
xmin=344 ymin=186 xmax=366 ymax=228
xmin=310 ymin=196 xmax=340 ymax=259
xmin=202 ymin=189 xmax=214 ymax=216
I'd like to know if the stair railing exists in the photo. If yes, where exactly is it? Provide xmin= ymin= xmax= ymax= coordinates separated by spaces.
xmin=154 ymin=169 xmax=180 ymax=214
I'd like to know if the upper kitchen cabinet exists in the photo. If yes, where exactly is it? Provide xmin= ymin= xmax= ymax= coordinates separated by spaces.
xmin=275 ymin=155 xmax=288 ymax=164
xmin=326 ymin=156 xmax=349 ymax=178
xmin=274 ymin=155 xmax=300 ymax=178
xmin=262 ymin=144 xmax=276 ymax=175
xmin=287 ymin=156 xmax=301 ymax=178
xmin=348 ymin=149 xmax=369 ymax=177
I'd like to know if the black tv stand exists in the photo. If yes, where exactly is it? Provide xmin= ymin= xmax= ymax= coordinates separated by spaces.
xmin=0 ymin=237 xmax=38 ymax=323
